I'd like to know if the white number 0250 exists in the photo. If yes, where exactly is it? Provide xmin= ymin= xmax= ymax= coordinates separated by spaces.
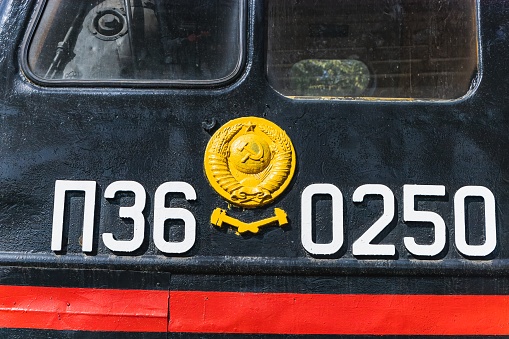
xmin=301 ymin=184 xmax=496 ymax=258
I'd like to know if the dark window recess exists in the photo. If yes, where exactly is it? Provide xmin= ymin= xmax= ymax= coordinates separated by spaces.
xmin=26 ymin=0 xmax=244 ymax=84
xmin=266 ymin=0 xmax=478 ymax=99
xmin=308 ymin=24 xmax=349 ymax=38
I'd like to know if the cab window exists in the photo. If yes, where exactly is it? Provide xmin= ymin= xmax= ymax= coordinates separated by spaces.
xmin=25 ymin=0 xmax=245 ymax=85
xmin=267 ymin=0 xmax=478 ymax=100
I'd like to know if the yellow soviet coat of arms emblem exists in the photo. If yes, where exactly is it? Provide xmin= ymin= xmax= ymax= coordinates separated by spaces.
xmin=204 ymin=117 xmax=296 ymax=209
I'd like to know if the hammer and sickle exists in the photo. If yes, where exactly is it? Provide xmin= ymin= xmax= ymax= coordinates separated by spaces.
xmin=237 ymin=141 xmax=264 ymax=163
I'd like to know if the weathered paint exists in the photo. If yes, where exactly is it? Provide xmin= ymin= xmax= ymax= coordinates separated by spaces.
xmin=1 ymin=286 xmax=509 ymax=335
xmin=0 ymin=0 xmax=508 ymax=336
xmin=0 ymin=286 xmax=168 ymax=332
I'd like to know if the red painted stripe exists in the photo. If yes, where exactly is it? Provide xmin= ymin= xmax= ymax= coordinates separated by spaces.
xmin=169 ymin=291 xmax=509 ymax=335
xmin=1 ymin=286 xmax=509 ymax=334
xmin=0 ymin=286 xmax=168 ymax=332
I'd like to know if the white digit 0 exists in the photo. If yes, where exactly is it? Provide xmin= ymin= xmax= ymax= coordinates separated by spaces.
xmin=301 ymin=184 xmax=344 ymax=255
xmin=454 ymin=186 xmax=497 ymax=257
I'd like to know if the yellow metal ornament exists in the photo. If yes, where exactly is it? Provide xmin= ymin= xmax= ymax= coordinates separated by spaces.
xmin=204 ymin=117 xmax=296 ymax=208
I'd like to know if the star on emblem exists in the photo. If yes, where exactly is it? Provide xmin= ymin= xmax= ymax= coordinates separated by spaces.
xmin=245 ymin=122 xmax=256 ymax=132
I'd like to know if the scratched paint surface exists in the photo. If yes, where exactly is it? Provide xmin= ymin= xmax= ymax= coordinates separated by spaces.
xmin=0 ymin=1 xmax=507 ymax=274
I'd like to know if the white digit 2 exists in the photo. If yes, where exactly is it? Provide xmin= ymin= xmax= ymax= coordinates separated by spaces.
xmin=352 ymin=184 xmax=396 ymax=256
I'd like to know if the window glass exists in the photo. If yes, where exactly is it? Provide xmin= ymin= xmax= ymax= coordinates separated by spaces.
xmin=290 ymin=59 xmax=371 ymax=97
xmin=267 ymin=0 xmax=478 ymax=99
xmin=26 ymin=0 xmax=244 ymax=85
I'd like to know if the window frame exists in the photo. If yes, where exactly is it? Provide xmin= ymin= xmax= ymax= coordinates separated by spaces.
xmin=21 ymin=0 xmax=247 ymax=88
xmin=264 ymin=0 xmax=482 ymax=102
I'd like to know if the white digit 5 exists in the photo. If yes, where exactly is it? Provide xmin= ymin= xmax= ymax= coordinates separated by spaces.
xmin=403 ymin=185 xmax=446 ymax=257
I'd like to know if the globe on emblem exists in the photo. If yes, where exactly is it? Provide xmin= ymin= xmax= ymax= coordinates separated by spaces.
xmin=229 ymin=134 xmax=272 ymax=174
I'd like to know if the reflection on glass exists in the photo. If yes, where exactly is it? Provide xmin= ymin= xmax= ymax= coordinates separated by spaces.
xmin=27 ymin=0 xmax=243 ymax=84
xmin=290 ymin=59 xmax=371 ymax=97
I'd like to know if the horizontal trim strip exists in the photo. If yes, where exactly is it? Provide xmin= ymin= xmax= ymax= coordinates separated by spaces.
xmin=169 ymin=291 xmax=509 ymax=335
xmin=1 ymin=286 xmax=509 ymax=334
xmin=2 ymin=253 xmax=509 ymax=276
xmin=0 ymin=286 xmax=168 ymax=332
